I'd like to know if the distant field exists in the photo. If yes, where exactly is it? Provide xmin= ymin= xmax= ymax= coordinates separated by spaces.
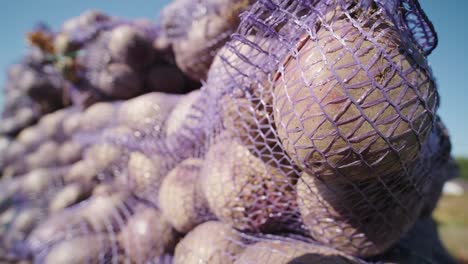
xmin=434 ymin=179 xmax=468 ymax=263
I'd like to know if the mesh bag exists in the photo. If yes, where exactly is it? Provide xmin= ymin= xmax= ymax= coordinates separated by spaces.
xmin=0 ymin=0 xmax=458 ymax=263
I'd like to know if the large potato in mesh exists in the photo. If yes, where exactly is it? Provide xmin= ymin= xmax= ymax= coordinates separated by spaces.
xmin=173 ymin=221 xmax=242 ymax=264
xmin=200 ymin=139 xmax=297 ymax=232
xmin=159 ymin=158 xmax=211 ymax=233
xmin=273 ymin=19 xmax=437 ymax=182
xmin=296 ymin=171 xmax=423 ymax=257
xmin=235 ymin=239 xmax=358 ymax=264
xmin=118 ymin=205 xmax=177 ymax=263
xmin=42 ymin=235 xmax=112 ymax=264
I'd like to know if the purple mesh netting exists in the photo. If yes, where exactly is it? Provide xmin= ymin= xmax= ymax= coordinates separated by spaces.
xmin=0 ymin=0 xmax=458 ymax=263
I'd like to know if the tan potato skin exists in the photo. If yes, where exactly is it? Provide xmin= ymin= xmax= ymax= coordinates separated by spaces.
xmin=43 ymin=235 xmax=112 ymax=264
xmin=273 ymin=19 xmax=437 ymax=182
xmin=159 ymin=158 xmax=211 ymax=233
xmin=173 ymin=221 xmax=243 ymax=264
xmin=165 ymin=90 xmax=201 ymax=136
xmin=28 ymin=191 xmax=131 ymax=253
xmin=49 ymin=183 xmax=90 ymax=212
xmin=126 ymin=150 xmax=175 ymax=205
xmin=117 ymin=92 xmax=181 ymax=133
xmin=235 ymin=239 xmax=358 ymax=264
xmin=118 ymin=205 xmax=177 ymax=263
xmin=200 ymin=139 xmax=297 ymax=232
xmin=296 ymin=171 xmax=423 ymax=257
xmin=25 ymin=140 xmax=60 ymax=169
xmin=79 ymin=102 xmax=118 ymax=132
xmin=57 ymin=140 xmax=83 ymax=165
xmin=169 ymin=0 xmax=252 ymax=81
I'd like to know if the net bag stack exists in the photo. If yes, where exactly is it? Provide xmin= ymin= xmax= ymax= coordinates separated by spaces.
xmin=0 ymin=0 xmax=459 ymax=263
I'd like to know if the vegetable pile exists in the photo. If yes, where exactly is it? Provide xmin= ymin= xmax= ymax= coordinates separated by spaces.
xmin=0 ymin=0 xmax=459 ymax=263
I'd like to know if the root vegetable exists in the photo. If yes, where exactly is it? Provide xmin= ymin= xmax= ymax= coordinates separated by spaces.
xmin=173 ymin=221 xmax=242 ymax=264
xmin=273 ymin=19 xmax=437 ymax=182
xmin=42 ymin=235 xmax=112 ymax=264
xmin=200 ymin=139 xmax=297 ymax=232
xmin=108 ymin=25 xmax=155 ymax=69
xmin=296 ymin=171 xmax=423 ymax=257
xmin=118 ymin=205 xmax=177 ymax=263
xmin=165 ymin=90 xmax=201 ymax=136
xmin=117 ymin=92 xmax=180 ymax=133
xmin=159 ymin=158 xmax=211 ymax=233
xmin=48 ymin=183 xmax=91 ymax=212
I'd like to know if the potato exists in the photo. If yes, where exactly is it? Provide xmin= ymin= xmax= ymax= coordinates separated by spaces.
xmin=221 ymin=95 xmax=279 ymax=158
xmin=169 ymin=0 xmax=252 ymax=81
xmin=3 ymin=140 xmax=27 ymax=164
xmin=165 ymin=90 xmax=201 ymax=136
xmin=62 ymin=111 xmax=81 ymax=137
xmin=273 ymin=19 xmax=437 ymax=182
xmin=83 ymin=142 xmax=125 ymax=173
xmin=117 ymin=92 xmax=180 ymax=133
xmin=57 ymin=140 xmax=83 ymax=165
xmin=42 ymin=235 xmax=113 ymax=264
xmin=200 ymin=139 xmax=297 ymax=232
xmin=118 ymin=205 xmax=177 ymax=263
xmin=235 ymin=239 xmax=358 ymax=264
xmin=79 ymin=102 xmax=118 ymax=132
xmin=65 ymin=160 xmax=98 ymax=184
xmin=174 ymin=221 xmax=242 ymax=264
xmin=126 ymin=151 xmax=167 ymax=204
xmin=25 ymin=140 xmax=60 ymax=169
xmin=17 ymin=126 xmax=44 ymax=149
xmin=108 ymin=25 xmax=154 ymax=69
xmin=296 ymin=171 xmax=423 ymax=257
xmin=28 ymin=191 xmax=131 ymax=252
xmin=21 ymin=168 xmax=62 ymax=197
xmin=98 ymin=63 xmax=143 ymax=99
xmin=159 ymin=158 xmax=211 ymax=233
xmin=38 ymin=108 xmax=73 ymax=139
xmin=0 ymin=208 xmax=16 ymax=235
xmin=48 ymin=183 xmax=91 ymax=212
xmin=2 ymin=207 xmax=43 ymax=250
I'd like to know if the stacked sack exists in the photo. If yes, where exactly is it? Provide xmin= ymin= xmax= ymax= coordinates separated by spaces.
xmin=0 ymin=0 xmax=459 ymax=263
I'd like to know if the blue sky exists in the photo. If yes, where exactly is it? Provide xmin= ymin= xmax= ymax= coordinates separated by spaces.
xmin=0 ymin=1 xmax=467 ymax=157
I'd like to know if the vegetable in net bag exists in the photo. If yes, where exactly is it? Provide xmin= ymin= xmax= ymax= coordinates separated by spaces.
xmin=0 ymin=0 xmax=459 ymax=263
